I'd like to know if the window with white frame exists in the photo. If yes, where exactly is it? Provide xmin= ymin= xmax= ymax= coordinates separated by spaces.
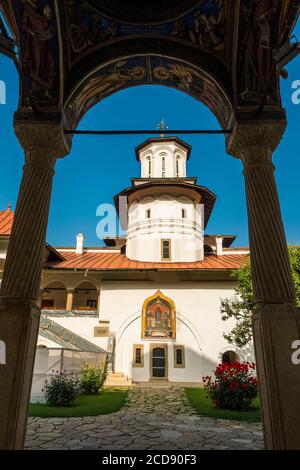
xmin=146 ymin=156 xmax=152 ymax=178
xmin=176 ymin=157 xmax=180 ymax=177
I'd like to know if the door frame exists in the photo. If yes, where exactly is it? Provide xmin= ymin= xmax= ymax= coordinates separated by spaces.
xmin=150 ymin=343 xmax=168 ymax=381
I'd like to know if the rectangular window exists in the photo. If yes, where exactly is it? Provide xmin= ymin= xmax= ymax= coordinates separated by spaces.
xmin=41 ymin=299 xmax=54 ymax=309
xmin=146 ymin=209 xmax=151 ymax=219
xmin=135 ymin=348 xmax=142 ymax=364
xmin=161 ymin=239 xmax=171 ymax=261
xmin=176 ymin=158 xmax=180 ymax=177
xmin=133 ymin=344 xmax=144 ymax=368
xmin=87 ymin=300 xmax=97 ymax=309
xmin=182 ymin=209 xmax=186 ymax=219
xmin=174 ymin=346 xmax=185 ymax=368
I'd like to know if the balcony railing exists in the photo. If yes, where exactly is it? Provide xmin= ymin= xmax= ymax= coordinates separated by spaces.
xmin=127 ymin=218 xmax=203 ymax=236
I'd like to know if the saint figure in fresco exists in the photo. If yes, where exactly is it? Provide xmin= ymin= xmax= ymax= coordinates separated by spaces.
xmin=155 ymin=303 xmax=162 ymax=329
xmin=143 ymin=293 xmax=175 ymax=338
xmin=241 ymin=0 xmax=279 ymax=99
xmin=21 ymin=0 xmax=55 ymax=90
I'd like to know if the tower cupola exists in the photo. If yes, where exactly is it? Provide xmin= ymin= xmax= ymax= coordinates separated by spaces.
xmin=135 ymin=137 xmax=191 ymax=179
xmin=115 ymin=136 xmax=216 ymax=263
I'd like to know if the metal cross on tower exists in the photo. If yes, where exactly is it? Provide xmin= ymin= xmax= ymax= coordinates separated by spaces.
xmin=156 ymin=117 xmax=169 ymax=137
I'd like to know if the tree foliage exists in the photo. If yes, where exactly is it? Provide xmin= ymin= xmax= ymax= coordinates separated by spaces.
xmin=220 ymin=247 xmax=300 ymax=348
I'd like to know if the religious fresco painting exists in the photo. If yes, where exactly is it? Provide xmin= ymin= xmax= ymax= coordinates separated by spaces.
xmin=65 ymin=55 xmax=231 ymax=130
xmin=11 ymin=0 xmax=59 ymax=109
xmin=142 ymin=291 xmax=176 ymax=340
xmin=237 ymin=0 xmax=283 ymax=105
xmin=65 ymin=56 xmax=148 ymax=129
xmin=66 ymin=0 xmax=227 ymax=67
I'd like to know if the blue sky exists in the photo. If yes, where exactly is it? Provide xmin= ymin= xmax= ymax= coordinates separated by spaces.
xmin=0 ymin=24 xmax=300 ymax=248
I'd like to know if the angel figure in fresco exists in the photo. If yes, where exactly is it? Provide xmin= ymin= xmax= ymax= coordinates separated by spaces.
xmin=190 ymin=0 xmax=225 ymax=52
xmin=240 ymin=0 xmax=280 ymax=100
xmin=167 ymin=63 xmax=193 ymax=91
xmin=21 ymin=0 xmax=55 ymax=93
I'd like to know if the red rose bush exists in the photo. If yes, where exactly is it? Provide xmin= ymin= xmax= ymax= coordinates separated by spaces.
xmin=203 ymin=362 xmax=258 ymax=411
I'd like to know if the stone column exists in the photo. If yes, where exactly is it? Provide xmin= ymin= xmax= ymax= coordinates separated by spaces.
xmin=0 ymin=122 xmax=69 ymax=450
xmin=66 ymin=289 xmax=74 ymax=311
xmin=228 ymin=121 xmax=300 ymax=450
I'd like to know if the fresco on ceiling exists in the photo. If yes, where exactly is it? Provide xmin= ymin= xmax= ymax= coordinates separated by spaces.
xmin=10 ymin=0 xmax=59 ymax=109
xmin=237 ymin=0 xmax=282 ymax=106
xmin=66 ymin=0 xmax=227 ymax=66
xmin=65 ymin=55 xmax=231 ymax=131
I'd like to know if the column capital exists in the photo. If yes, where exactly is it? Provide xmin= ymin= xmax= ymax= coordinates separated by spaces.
xmin=227 ymin=120 xmax=286 ymax=160
xmin=14 ymin=120 xmax=70 ymax=162
xmin=66 ymin=288 xmax=75 ymax=294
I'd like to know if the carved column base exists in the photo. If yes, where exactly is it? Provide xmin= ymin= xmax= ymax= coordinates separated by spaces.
xmin=0 ymin=298 xmax=41 ymax=450
xmin=253 ymin=305 xmax=300 ymax=449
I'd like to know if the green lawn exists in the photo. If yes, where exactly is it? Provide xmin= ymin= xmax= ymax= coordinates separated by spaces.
xmin=29 ymin=389 xmax=128 ymax=418
xmin=185 ymin=388 xmax=261 ymax=423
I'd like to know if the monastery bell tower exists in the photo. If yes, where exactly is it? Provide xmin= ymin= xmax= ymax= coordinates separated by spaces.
xmin=114 ymin=131 xmax=216 ymax=263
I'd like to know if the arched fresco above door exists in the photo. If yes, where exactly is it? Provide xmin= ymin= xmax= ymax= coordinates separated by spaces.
xmin=142 ymin=290 xmax=176 ymax=340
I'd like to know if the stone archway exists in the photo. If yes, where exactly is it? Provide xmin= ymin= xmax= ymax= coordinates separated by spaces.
xmin=64 ymin=50 xmax=233 ymax=132
xmin=41 ymin=281 xmax=67 ymax=310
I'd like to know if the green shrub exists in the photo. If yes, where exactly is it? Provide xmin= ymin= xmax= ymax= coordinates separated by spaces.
xmin=203 ymin=362 xmax=258 ymax=411
xmin=43 ymin=372 xmax=81 ymax=407
xmin=81 ymin=356 xmax=108 ymax=395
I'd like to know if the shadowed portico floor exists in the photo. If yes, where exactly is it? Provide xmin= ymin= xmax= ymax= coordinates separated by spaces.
xmin=25 ymin=387 xmax=264 ymax=450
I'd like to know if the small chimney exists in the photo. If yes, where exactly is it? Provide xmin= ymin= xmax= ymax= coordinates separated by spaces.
xmin=76 ymin=233 xmax=85 ymax=255
xmin=216 ymin=236 xmax=223 ymax=257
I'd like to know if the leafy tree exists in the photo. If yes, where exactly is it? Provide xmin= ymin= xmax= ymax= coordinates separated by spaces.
xmin=221 ymin=247 xmax=300 ymax=348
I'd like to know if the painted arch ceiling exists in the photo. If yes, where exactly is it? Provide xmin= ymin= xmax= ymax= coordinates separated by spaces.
xmin=1 ymin=1 xmax=299 ymax=129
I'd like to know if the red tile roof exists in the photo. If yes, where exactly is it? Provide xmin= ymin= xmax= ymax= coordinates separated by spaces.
xmin=1 ymin=208 xmax=248 ymax=271
xmin=0 ymin=208 xmax=14 ymax=236
xmin=44 ymin=251 xmax=248 ymax=271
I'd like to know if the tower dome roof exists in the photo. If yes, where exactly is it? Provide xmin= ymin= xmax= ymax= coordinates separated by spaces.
xmin=135 ymin=137 xmax=191 ymax=161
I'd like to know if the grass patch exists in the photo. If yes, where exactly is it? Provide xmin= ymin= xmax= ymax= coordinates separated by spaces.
xmin=185 ymin=387 xmax=261 ymax=423
xmin=29 ymin=389 xmax=128 ymax=418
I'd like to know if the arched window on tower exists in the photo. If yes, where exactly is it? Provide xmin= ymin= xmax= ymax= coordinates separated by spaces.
xmin=161 ymin=156 xmax=166 ymax=178
xmin=176 ymin=157 xmax=180 ymax=178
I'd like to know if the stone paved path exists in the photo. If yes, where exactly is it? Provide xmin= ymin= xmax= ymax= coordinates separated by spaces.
xmin=25 ymin=387 xmax=264 ymax=450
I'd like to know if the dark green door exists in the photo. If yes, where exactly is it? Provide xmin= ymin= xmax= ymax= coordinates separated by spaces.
xmin=152 ymin=347 xmax=166 ymax=378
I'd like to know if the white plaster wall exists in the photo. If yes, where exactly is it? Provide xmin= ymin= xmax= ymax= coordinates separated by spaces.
xmin=37 ymin=336 xmax=61 ymax=349
xmin=100 ymin=281 xmax=254 ymax=382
